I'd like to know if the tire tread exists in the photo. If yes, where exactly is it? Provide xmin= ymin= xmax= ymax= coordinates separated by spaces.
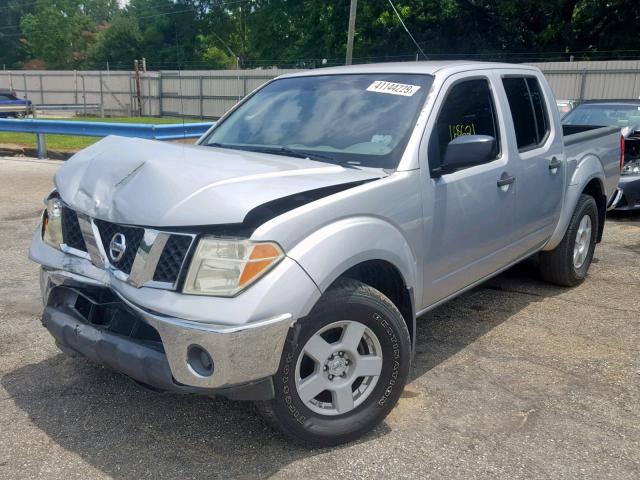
xmin=539 ymin=194 xmax=598 ymax=287
xmin=256 ymin=278 xmax=410 ymax=447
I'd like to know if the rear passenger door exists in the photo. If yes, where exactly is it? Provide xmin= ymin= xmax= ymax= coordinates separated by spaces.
xmin=420 ymin=73 xmax=517 ymax=306
xmin=499 ymin=73 xmax=564 ymax=251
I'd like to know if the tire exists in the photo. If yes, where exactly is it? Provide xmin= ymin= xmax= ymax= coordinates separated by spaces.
xmin=539 ymin=194 xmax=598 ymax=287
xmin=256 ymin=278 xmax=411 ymax=447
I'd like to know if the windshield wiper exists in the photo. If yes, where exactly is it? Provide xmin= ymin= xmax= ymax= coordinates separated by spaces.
xmin=207 ymin=143 xmax=313 ymax=158
xmin=207 ymin=142 xmax=245 ymax=150
xmin=245 ymin=145 xmax=333 ymax=162
xmin=206 ymin=143 xmax=357 ymax=167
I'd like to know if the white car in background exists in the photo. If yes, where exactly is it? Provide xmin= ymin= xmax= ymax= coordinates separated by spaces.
xmin=557 ymin=99 xmax=576 ymax=115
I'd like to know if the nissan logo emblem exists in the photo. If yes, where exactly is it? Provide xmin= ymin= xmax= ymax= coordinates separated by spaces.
xmin=108 ymin=233 xmax=127 ymax=262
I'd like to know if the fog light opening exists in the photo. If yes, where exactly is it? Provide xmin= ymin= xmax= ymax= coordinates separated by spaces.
xmin=186 ymin=345 xmax=214 ymax=377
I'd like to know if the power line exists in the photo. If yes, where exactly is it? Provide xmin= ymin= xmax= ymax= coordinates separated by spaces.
xmin=387 ymin=0 xmax=428 ymax=60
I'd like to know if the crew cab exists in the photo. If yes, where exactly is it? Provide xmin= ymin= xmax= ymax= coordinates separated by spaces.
xmin=29 ymin=61 xmax=622 ymax=446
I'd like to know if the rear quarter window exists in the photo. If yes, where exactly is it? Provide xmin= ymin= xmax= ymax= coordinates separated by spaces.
xmin=502 ymin=76 xmax=550 ymax=151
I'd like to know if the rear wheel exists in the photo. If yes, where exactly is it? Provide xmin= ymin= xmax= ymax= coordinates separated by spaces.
xmin=539 ymin=194 xmax=598 ymax=287
xmin=257 ymin=279 xmax=411 ymax=447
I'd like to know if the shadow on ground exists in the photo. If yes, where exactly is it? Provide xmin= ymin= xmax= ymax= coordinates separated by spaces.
xmin=1 ymin=259 xmax=565 ymax=479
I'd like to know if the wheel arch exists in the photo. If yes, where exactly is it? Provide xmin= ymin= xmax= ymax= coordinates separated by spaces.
xmin=544 ymin=165 xmax=607 ymax=251
xmin=581 ymin=177 xmax=606 ymax=242
xmin=333 ymin=259 xmax=416 ymax=351
xmin=287 ymin=216 xmax=418 ymax=349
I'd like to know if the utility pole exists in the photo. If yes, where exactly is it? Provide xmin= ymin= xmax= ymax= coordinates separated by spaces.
xmin=134 ymin=59 xmax=143 ymax=117
xmin=346 ymin=0 xmax=358 ymax=65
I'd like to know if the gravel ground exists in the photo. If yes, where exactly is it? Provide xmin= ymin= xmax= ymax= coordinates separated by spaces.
xmin=0 ymin=156 xmax=638 ymax=479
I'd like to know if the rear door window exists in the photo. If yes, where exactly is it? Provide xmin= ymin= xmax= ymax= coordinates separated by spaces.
xmin=429 ymin=78 xmax=500 ymax=171
xmin=502 ymin=76 xmax=550 ymax=151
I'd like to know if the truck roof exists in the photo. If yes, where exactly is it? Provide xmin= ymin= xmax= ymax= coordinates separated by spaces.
xmin=281 ymin=60 xmax=539 ymax=78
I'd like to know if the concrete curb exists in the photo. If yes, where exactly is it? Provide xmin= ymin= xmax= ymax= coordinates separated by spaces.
xmin=0 ymin=144 xmax=74 ymax=160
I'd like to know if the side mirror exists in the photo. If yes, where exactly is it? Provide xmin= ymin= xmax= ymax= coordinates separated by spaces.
xmin=438 ymin=135 xmax=497 ymax=175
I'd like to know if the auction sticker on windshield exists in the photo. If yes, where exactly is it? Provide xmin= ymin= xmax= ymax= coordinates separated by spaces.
xmin=366 ymin=81 xmax=421 ymax=96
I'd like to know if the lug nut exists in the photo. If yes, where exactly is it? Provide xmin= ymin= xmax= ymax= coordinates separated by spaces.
xmin=340 ymin=372 xmax=347 ymax=378
xmin=338 ymin=351 xmax=344 ymax=357
xmin=323 ymin=365 xmax=328 ymax=371
xmin=328 ymin=374 xmax=334 ymax=380
xmin=345 ymin=359 xmax=351 ymax=365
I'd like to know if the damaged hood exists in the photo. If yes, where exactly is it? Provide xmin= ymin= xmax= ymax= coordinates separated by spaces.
xmin=55 ymin=136 xmax=384 ymax=227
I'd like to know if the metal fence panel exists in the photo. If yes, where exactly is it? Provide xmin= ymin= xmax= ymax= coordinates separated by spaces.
xmin=528 ymin=60 xmax=640 ymax=101
xmin=2 ymin=63 xmax=639 ymax=119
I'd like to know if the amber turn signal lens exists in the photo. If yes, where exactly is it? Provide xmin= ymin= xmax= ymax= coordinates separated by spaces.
xmin=238 ymin=244 xmax=283 ymax=287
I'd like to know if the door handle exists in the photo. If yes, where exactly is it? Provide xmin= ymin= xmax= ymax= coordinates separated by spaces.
xmin=497 ymin=173 xmax=516 ymax=188
xmin=549 ymin=157 xmax=562 ymax=170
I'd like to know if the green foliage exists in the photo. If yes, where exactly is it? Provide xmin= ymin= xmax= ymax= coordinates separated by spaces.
xmin=0 ymin=0 xmax=36 ymax=69
xmin=2 ymin=0 xmax=640 ymax=70
xmin=20 ymin=0 xmax=99 ymax=69
xmin=89 ymin=16 xmax=143 ymax=65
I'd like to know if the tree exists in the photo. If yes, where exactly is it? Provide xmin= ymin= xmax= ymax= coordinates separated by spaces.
xmin=6 ymin=0 xmax=640 ymax=71
xmin=124 ymin=0 xmax=202 ymax=68
xmin=20 ymin=0 xmax=98 ymax=68
xmin=0 ymin=0 xmax=37 ymax=69
xmin=89 ymin=16 xmax=143 ymax=67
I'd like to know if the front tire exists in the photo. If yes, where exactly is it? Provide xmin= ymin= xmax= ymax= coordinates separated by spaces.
xmin=539 ymin=194 xmax=598 ymax=287
xmin=257 ymin=279 xmax=411 ymax=447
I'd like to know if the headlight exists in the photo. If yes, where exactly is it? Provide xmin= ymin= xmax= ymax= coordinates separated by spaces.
xmin=622 ymin=159 xmax=640 ymax=175
xmin=42 ymin=197 xmax=63 ymax=249
xmin=183 ymin=237 xmax=284 ymax=296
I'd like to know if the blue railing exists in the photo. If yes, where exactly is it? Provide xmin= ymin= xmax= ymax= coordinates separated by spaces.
xmin=0 ymin=118 xmax=214 ymax=159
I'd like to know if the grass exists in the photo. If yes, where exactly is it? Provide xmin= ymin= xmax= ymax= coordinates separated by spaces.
xmin=0 ymin=116 xmax=203 ymax=151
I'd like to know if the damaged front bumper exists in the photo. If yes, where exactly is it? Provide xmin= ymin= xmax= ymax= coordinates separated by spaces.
xmin=31 ymin=229 xmax=322 ymax=400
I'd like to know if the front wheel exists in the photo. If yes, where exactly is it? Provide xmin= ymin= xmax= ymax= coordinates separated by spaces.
xmin=256 ymin=279 xmax=411 ymax=447
xmin=539 ymin=194 xmax=598 ymax=287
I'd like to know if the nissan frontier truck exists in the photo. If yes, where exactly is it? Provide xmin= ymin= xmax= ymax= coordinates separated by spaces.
xmin=30 ymin=61 xmax=623 ymax=446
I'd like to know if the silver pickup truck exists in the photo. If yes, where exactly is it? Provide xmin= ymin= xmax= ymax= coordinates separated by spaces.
xmin=30 ymin=61 xmax=622 ymax=446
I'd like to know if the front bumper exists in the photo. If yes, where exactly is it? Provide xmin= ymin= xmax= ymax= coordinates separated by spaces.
xmin=616 ymin=175 xmax=640 ymax=210
xmin=30 ymin=219 xmax=322 ymax=393
xmin=42 ymin=302 xmax=272 ymax=400
xmin=40 ymin=268 xmax=295 ymax=396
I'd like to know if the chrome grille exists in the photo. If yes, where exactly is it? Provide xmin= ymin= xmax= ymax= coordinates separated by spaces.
xmin=61 ymin=206 xmax=87 ymax=252
xmin=59 ymin=206 xmax=195 ymax=289
xmin=94 ymin=219 xmax=145 ymax=274
xmin=153 ymin=235 xmax=193 ymax=283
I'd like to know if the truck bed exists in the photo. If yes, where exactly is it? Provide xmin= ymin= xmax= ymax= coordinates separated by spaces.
xmin=562 ymin=124 xmax=621 ymax=202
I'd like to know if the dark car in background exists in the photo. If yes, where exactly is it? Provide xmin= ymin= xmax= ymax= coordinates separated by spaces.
xmin=563 ymin=100 xmax=640 ymax=211
xmin=0 ymin=88 xmax=32 ymax=118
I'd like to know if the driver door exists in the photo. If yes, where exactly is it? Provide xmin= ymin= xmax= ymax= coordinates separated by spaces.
xmin=420 ymin=73 xmax=517 ymax=307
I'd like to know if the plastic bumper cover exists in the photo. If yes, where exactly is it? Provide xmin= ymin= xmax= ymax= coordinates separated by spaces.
xmin=616 ymin=176 xmax=640 ymax=210
xmin=40 ymin=268 xmax=296 ymax=393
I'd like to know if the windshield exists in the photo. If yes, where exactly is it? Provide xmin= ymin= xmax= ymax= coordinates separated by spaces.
xmin=563 ymin=103 xmax=640 ymax=127
xmin=203 ymin=73 xmax=434 ymax=168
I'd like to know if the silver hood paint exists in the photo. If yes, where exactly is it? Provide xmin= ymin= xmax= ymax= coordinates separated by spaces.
xmin=55 ymin=136 xmax=384 ymax=227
